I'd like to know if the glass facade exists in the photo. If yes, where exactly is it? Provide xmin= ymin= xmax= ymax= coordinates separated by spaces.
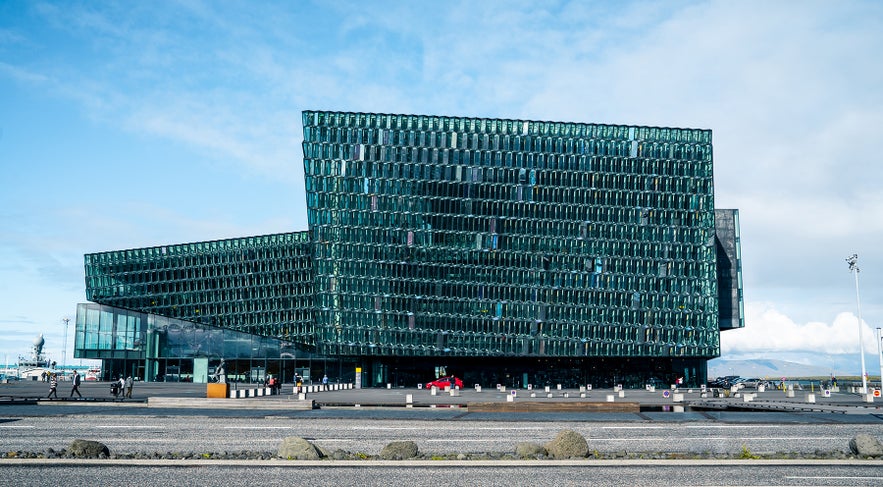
xmin=77 ymin=110 xmax=743 ymax=387
xmin=714 ymin=209 xmax=744 ymax=330
xmin=85 ymin=231 xmax=314 ymax=344
xmin=303 ymin=111 xmax=722 ymax=361
xmin=74 ymin=302 xmax=311 ymax=383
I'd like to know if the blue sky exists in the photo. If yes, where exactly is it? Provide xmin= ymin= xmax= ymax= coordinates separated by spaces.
xmin=1 ymin=1 xmax=882 ymax=375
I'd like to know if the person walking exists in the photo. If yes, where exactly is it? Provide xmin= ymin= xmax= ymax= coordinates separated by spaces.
xmin=47 ymin=373 xmax=58 ymax=399
xmin=125 ymin=376 xmax=134 ymax=398
xmin=70 ymin=370 xmax=83 ymax=398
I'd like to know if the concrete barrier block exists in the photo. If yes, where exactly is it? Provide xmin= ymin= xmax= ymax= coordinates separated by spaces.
xmin=430 ymin=386 xmax=437 ymax=396
xmin=579 ymin=386 xmax=586 ymax=393
xmin=557 ymin=384 xmax=562 ymax=390
xmin=673 ymin=393 xmax=684 ymax=403
xmin=298 ymin=393 xmax=306 ymax=401
xmin=865 ymin=394 xmax=875 ymax=403
xmin=606 ymin=394 xmax=615 ymax=402
xmin=506 ymin=394 xmax=514 ymax=402
xmin=406 ymin=394 xmax=413 ymax=404
xmin=618 ymin=390 xmax=625 ymax=398
xmin=806 ymin=393 xmax=816 ymax=403
xmin=449 ymin=389 xmax=460 ymax=397
xmin=530 ymin=392 xmax=536 ymax=398
xmin=547 ymin=393 xmax=553 ymax=398
xmin=544 ymin=386 xmax=550 ymax=393
xmin=475 ymin=385 xmax=482 ymax=392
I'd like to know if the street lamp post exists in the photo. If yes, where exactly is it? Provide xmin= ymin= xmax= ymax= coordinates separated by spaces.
xmin=846 ymin=254 xmax=868 ymax=394
xmin=877 ymin=327 xmax=883 ymax=391
xmin=61 ymin=317 xmax=70 ymax=375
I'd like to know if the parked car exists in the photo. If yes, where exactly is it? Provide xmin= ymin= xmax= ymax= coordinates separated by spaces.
xmin=425 ymin=376 xmax=463 ymax=390
xmin=738 ymin=378 xmax=770 ymax=389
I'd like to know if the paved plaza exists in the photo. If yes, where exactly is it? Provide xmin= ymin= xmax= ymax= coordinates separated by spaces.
xmin=3 ymin=379 xmax=883 ymax=417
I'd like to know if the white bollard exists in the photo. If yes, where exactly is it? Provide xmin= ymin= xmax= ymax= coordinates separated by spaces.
xmin=298 ymin=393 xmax=306 ymax=401
xmin=387 ymin=383 xmax=391 ymax=389
xmin=606 ymin=394 xmax=615 ymax=402
xmin=406 ymin=394 xmax=413 ymax=408
xmin=580 ymin=393 xmax=586 ymax=398
xmin=580 ymin=386 xmax=586 ymax=393
xmin=545 ymin=386 xmax=550 ymax=393
xmin=557 ymin=384 xmax=562 ymax=390
xmin=618 ymin=390 xmax=625 ymax=398
xmin=430 ymin=386 xmax=438 ymax=396
xmin=563 ymin=392 xmax=569 ymax=398
xmin=806 ymin=393 xmax=816 ymax=403
xmin=547 ymin=393 xmax=553 ymax=398
xmin=530 ymin=392 xmax=536 ymax=398
xmin=475 ymin=385 xmax=482 ymax=392
xmin=449 ymin=388 xmax=460 ymax=397
xmin=865 ymin=394 xmax=875 ymax=403
xmin=507 ymin=394 xmax=514 ymax=402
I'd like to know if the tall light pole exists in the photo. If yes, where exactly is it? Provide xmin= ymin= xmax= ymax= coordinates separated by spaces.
xmin=846 ymin=254 xmax=868 ymax=394
xmin=877 ymin=327 xmax=883 ymax=390
xmin=61 ymin=318 xmax=70 ymax=374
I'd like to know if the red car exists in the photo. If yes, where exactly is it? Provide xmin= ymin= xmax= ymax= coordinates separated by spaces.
xmin=425 ymin=376 xmax=463 ymax=389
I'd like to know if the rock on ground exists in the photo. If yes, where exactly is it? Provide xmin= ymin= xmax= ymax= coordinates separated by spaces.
xmin=849 ymin=434 xmax=883 ymax=457
xmin=277 ymin=437 xmax=322 ymax=460
xmin=544 ymin=430 xmax=588 ymax=459
xmin=68 ymin=439 xmax=110 ymax=458
xmin=379 ymin=441 xmax=419 ymax=460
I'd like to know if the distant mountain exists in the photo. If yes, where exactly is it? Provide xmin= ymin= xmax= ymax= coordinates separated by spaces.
xmin=708 ymin=358 xmax=834 ymax=379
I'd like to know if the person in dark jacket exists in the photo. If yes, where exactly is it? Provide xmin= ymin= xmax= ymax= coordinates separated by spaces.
xmin=70 ymin=370 xmax=83 ymax=398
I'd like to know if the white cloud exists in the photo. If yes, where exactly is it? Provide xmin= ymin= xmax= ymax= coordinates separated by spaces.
xmin=722 ymin=301 xmax=880 ymax=356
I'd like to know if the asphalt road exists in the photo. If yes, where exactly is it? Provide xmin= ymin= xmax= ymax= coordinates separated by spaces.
xmin=2 ymin=415 xmax=883 ymax=457
xmin=3 ymin=382 xmax=883 ymax=487
xmin=4 ymin=462 xmax=883 ymax=487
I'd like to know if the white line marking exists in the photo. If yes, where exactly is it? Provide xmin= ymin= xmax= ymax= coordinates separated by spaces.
xmin=787 ymin=476 xmax=883 ymax=480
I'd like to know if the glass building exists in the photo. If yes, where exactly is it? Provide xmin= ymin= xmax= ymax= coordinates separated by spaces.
xmin=76 ymin=111 xmax=742 ymax=387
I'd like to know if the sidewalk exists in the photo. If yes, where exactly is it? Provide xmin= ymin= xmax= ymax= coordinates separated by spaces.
xmin=3 ymin=380 xmax=883 ymax=414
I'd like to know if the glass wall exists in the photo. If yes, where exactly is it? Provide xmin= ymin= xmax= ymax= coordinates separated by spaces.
xmin=75 ymin=303 xmax=323 ymax=383
xmin=302 ymin=111 xmax=721 ymax=359
xmin=84 ymin=231 xmax=314 ymax=343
